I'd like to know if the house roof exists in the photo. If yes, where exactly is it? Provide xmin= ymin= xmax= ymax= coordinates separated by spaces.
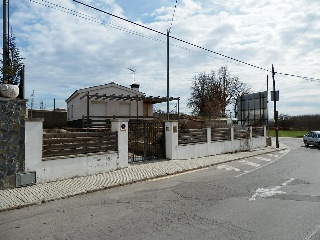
xmin=65 ymin=82 xmax=144 ymax=103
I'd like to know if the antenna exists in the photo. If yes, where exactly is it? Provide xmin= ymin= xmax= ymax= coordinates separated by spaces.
xmin=128 ymin=67 xmax=136 ymax=83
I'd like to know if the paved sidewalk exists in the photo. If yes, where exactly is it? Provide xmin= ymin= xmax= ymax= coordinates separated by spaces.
xmin=0 ymin=146 xmax=287 ymax=212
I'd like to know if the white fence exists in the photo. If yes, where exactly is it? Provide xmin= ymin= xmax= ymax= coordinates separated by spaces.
xmin=25 ymin=119 xmax=128 ymax=183
xmin=165 ymin=122 xmax=266 ymax=160
xmin=24 ymin=119 xmax=266 ymax=184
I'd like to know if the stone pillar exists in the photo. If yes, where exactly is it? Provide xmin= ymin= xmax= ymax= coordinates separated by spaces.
xmin=165 ymin=121 xmax=179 ymax=160
xmin=0 ymin=97 xmax=27 ymax=189
xmin=111 ymin=119 xmax=128 ymax=169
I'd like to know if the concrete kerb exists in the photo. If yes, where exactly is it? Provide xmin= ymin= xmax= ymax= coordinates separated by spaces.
xmin=0 ymin=146 xmax=288 ymax=212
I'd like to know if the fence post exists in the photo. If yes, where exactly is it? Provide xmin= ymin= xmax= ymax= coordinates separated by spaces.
xmin=231 ymin=127 xmax=234 ymax=141
xmin=111 ymin=119 xmax=128 ymax=168
xmin=206 ymin=127 xmax=211 ymax=155
xmin=165 ymin=121 xmax=178 ymax=160
xmin=207 ymin=127 xmax=211 ymax=142
xmin=230 ymin=127 xmax=234 ymax=151
xmin=249 ymin=126 xmax=253 ymax=150
xmin=25 ymin=118 xmax=44 ymax=172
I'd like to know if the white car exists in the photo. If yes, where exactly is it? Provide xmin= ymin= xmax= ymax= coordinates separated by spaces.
xmin=303 ymin=131 xmax=320 ymax=148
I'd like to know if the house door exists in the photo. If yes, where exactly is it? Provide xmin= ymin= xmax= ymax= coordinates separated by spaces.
xmin=128 ymin=121 xmax=165 ymax=162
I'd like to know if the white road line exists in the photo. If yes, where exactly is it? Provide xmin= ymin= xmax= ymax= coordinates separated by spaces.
xmin=239 ymin=160 xmax=261 ymax=167
xmin=304 ymin=224 xmax=320 ymax=240
xmin=255 ymin=156 xmax=271 ymax=162
xmin=235 ymin=148 xmax=290 ymax=177
xmin=279 ymin=150 xmax=289 ymax=154
xmin=281 ymin=178 xmax=295 ymax=186
xmin=267 ymin=153 xmax=279 ymax=158
xmin=217 ymin=164 xmax=240 ymax=172
xmin=149 ymin=168 xmax=208 ymax=181
xmin=249 ymin=178 xmax=294 ymax=201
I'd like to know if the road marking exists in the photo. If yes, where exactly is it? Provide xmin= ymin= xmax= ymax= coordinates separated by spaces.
xmin=279 ymin=150 xmax=289 ymax=154
xmin=304 ymin=223 xmax=320 ymax=240
xmin=249 ymin=178 xmax=294 ymax=201
xmin=239 ymin=160 xmax=261 ymax=167
xmin=235 ymin=148 xmax=290 ymax=177
xmin=266 ymin=153 xmax=278 ymax=158
xmin=254 ymin=156 xmax=271 ymax=162
xmin=217 ymin=164 xmax=240 ymax=172
xmin=149 ymin=168 xmax=208 ymax=181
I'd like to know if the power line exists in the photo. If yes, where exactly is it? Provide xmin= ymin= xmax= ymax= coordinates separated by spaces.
xmin=28 ymin=0 xmax=168 ymax=43
xmin=72 ymin=0 xmax=257 ymax=65
xmin=28 ymin=0 xmax=235 ymax=64
xmin=71 ymin=0 xmax=320 ymax=82
xmin=168 ymin=0 xmax=178 ymax=33
xmin=72 ymin=0 xmax=165 ymax=36
xmin=28 ymin=0 xmax=320 ymax=83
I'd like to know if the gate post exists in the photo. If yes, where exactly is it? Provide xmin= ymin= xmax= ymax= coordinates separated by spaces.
xmin=111 ymin=119 xmax=128 ymax=168
xmin=0 ymin=98 xmax=28 ymax=189
xmin=165 ymin=121 xmax=178 ymax=160
xmin=25 ymin=118 xmax=44 ymax=173
xmin=249 ymin=126 xmax=253 ymax=151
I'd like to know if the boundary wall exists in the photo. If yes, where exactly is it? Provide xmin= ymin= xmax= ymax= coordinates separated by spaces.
xmin=24 ymin=120 xmax=266 ymax=184
xmin=165 ymin=121 xmax=266 ymax=160
xmin=25 ymin=119 xmax=128 ymax=183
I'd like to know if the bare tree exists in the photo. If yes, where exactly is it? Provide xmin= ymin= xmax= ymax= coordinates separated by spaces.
xmin=188 ymin=66 xmax=251 ymax=118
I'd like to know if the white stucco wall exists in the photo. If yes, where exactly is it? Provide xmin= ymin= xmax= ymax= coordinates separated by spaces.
xmin=67 ymin=84 xmax=148 ymax=121
xmin=165 ymin=124 xmax=267 ymax=160
xmin=25 ymin=119 xmax=128 ymax=184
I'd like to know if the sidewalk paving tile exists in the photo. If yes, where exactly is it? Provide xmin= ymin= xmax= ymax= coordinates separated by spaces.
xmin=0 ymin=146 xmax=287 ymax=212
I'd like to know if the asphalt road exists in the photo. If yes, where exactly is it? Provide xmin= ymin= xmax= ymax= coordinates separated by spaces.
xmin=1 ymin=137 xmax=320 ymax=240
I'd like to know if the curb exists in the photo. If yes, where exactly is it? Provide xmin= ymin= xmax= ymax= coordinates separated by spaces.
xmin=0 ymin=146 xmax=287 ymax=212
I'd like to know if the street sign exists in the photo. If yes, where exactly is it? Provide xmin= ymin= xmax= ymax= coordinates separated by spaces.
xmin=270 ymin=91 xmax=279 ymax=101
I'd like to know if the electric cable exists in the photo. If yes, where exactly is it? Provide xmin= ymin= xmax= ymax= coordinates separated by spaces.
xmin=168 ymin=0 xmax=178 ymax=33
xmin=72 ymin=0 xmax=320 ymax=82
xmin=28 ymin=0 xmax=320 ymax=82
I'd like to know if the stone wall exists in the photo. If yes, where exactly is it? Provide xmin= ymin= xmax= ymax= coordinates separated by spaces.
xmin=0 ymin=97 xmax=27 ymax=189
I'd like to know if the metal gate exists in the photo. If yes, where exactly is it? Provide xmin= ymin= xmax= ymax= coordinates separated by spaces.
xmin=128 ymin=121 xmax=165 ymax=162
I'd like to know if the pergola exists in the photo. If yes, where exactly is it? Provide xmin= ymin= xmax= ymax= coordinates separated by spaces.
xmin=80 ymin=92 xmax=180 ymax=121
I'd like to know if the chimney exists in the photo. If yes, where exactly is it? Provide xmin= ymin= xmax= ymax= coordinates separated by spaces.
xmin=130 ymin=83 xmax=140 ymax=91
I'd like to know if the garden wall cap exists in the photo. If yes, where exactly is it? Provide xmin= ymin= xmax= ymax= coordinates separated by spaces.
xmin=25 ymin=118 xmax=44 ymax=122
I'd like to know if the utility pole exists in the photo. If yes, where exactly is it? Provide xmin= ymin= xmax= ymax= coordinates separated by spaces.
xmin=166 ymin=29 xmax=170 ymax=121
xmin=3 ymin=0 xmax=8 ymax=82
xmin=272 ymin=64 xmax=279 ymax=148
xmin=267 ymin=75 xmax=269 ymax=137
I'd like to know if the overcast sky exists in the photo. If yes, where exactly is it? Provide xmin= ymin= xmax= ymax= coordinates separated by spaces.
xmin=1 ymin=0 xmax=319 ymax=118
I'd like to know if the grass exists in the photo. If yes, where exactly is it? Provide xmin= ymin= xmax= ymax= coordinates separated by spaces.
xmin=267 ymin=130 xmax=308 ymax=138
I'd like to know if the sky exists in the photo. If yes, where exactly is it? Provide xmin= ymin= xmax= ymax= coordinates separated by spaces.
xmin=1 ymin=0 xmax=319 ymax=118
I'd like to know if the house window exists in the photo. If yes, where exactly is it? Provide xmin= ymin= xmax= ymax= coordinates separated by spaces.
xmin=119 ymin=102 xmax=131 ymax=116
xmin=91 ymin=101 xmax=107 ymax=116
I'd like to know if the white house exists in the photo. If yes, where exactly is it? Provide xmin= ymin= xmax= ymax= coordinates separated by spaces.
xmin=66 ymin=82 xmax=154 ymax=126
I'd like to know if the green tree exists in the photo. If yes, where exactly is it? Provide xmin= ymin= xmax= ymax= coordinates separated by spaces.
xmin=0 ymin=30 xmax=24 ymax=85
xmin=188 ymin=66 xmax=251 ymax=118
